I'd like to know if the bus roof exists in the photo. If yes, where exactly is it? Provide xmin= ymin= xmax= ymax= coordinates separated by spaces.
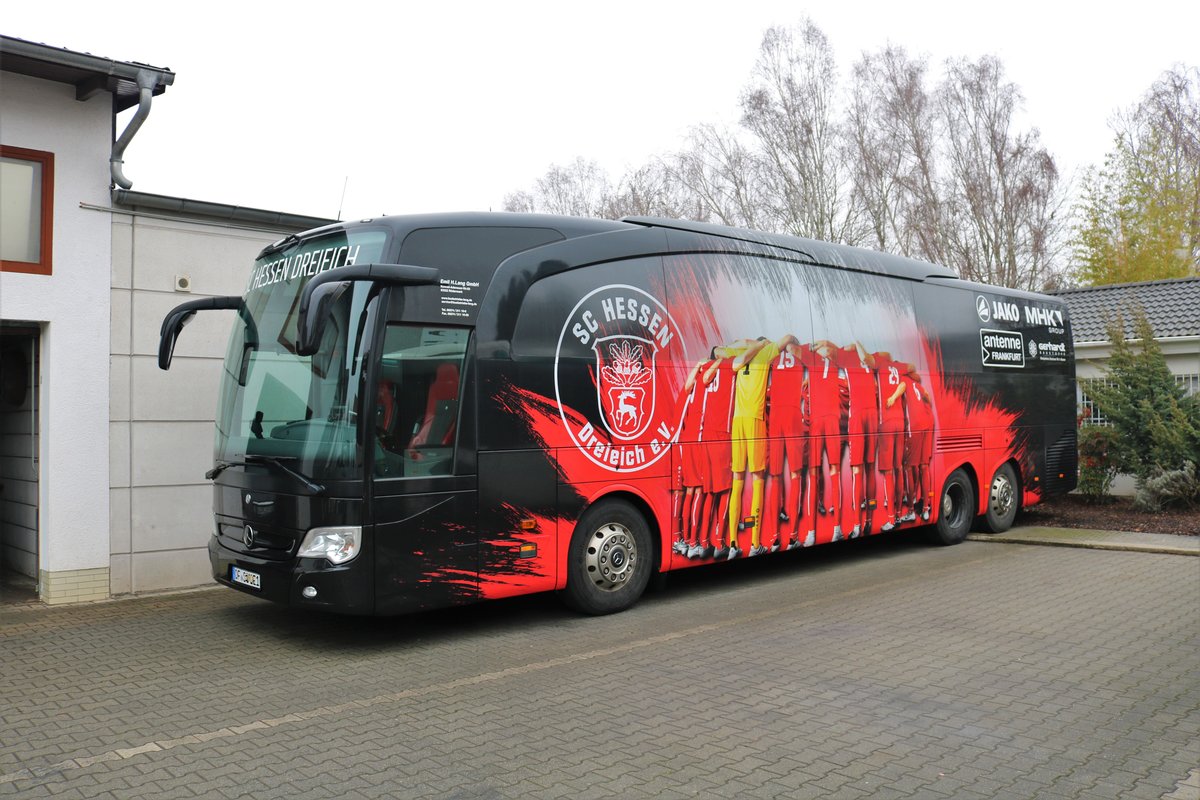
xmin=278 ymin=212 xmax=632 ymax=247
xmin=281 ymin=211 xmax=978 ymax=291
xmin=623 ymin=216 xmax=960 ymax=282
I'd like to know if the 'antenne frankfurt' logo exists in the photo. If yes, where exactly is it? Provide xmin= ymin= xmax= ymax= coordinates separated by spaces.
xmin=555 ymin=285 xmax=687 ymax=472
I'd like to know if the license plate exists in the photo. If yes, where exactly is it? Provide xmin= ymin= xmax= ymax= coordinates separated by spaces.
xmin=231 ymin=566 xmax=261 ymax=590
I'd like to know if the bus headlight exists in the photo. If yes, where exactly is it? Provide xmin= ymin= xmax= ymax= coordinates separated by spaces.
xmin=297 ymin=526 xmax=362 ymax=564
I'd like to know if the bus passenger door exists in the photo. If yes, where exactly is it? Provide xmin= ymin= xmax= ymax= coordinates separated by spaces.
xmin=371 ymin=324 xmax=478 ymax=614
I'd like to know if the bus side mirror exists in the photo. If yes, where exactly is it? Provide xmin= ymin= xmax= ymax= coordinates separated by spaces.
xmin=158 ymin=308 xmax=196 ymax=370
xmin=158 ymin=296 xmax=243 ymax=370
xmin=295 ymin=263 xmax=440 ymax=357
xmin=296 ymin=281 xmax=349 ymax=357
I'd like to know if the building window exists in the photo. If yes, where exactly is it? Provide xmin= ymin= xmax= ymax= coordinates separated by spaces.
xmin=1 ymin=145 xmax=54 ymax=275
xmin=1078 ymin=378 xmax=1115 ymax=427
xmin=1079 ymin=373 xmax=1200 ymax=427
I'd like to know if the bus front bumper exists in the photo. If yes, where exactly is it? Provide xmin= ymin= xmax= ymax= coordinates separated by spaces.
xmin=208 ymin=538 xmax=374 ymax=615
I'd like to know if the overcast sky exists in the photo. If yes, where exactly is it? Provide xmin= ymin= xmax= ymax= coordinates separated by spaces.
xmin=6 ymin=1 xmax=1198 ymax=222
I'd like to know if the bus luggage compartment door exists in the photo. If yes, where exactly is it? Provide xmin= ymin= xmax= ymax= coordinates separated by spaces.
xmin=477 ymin=450 xmax=559 ymax=600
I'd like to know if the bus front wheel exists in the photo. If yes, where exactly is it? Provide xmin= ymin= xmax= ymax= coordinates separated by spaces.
xmin=979 ymin=462 xmax=1019 ymax=533
xmin=562 ymin=499 xmax=652 ymax=615
xmin=929 ymin=468 xmax=974 ymax=546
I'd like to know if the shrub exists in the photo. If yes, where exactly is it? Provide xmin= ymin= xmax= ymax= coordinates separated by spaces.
xmin=1077 ymin=425 xmax=1120 ymax=502
xmin=1132 ymin=461 xmax=1200 ymax=512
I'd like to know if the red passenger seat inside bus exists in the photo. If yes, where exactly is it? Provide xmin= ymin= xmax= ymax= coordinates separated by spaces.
xmin=407 ymin=363 xmax=459 ymax=454
xmin=377 ymin=381 xmax=397 ymax=430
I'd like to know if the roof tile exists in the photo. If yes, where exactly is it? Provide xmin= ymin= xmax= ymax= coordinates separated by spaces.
xmin=1053 ymin=277 xmax=1200 ymax=342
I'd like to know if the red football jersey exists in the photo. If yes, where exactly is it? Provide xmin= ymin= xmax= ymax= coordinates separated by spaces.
xmin=904 ymin=375 xmax=932 ymax=431
xmin=701 ymin=360 xmax=736 ymax=436
xmin=875 ymin=354 xmax=907 ymax=422
xmin=679 ymin=361 xmax=711 ymax=441
xmin=805 ymin=347 xmax=843 ymax=419
xmin=837 ymin=347 xmax=878 ymax=421
xmin=768 ymin=345 xmax=807 ymax=412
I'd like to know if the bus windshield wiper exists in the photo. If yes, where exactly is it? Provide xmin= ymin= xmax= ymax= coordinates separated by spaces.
xmin=205 ymin=456 xmax=326 ymax=495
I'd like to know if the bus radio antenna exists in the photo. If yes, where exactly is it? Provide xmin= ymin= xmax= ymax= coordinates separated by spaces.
xmin=337 ymin=177 xmax=349 ymax=221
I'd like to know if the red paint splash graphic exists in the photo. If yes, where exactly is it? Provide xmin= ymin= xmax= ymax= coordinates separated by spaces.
xmin=919 ymin=334 xmax=1039 ymax=503
xmin=479 ymin=505 xmax=565 ymax=600
xmin=921 ymin=336 xmax=1017 ymax=436
xmin=495 ymin=380 xmax=579 ymax=459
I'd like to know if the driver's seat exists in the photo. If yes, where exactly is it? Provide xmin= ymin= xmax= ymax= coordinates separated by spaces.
xmin=407 ymin=363 xmax=459 ymax=453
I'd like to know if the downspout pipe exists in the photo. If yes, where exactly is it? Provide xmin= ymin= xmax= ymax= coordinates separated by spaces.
xmin=110 ymin=69 xmax=160 ymax=190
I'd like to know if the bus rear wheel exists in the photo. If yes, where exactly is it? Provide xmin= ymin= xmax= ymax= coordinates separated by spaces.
xmin=979 ymin=462 xmax=1019 ymax=533
xmin=929 ymin=468 xmax=974 ymax=546
xmin=562 ymin=499 xmax=652 ymax=615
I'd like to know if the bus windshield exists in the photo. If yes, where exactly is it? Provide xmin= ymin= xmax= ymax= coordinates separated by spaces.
xmin=214 ymin=229 xmax=388 ymax=482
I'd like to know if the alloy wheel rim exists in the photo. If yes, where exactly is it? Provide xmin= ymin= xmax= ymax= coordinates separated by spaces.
xmin=990 ymin=474 xmax=1014 ymax=519
xmin=585 ymin=522 xmax=637 ymax=592
xmin=944 ymin=482 xmax=967 ymax=527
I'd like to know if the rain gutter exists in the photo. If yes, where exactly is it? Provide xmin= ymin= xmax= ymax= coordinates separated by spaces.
xmin=111 ymin=189 xmax=335 ymax=232
xmin=110 ymin=69 xmax=160 ymax=190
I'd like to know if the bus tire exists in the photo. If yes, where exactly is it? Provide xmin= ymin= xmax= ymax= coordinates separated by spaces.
xmin=979 ymin=462 xmax=1019 ymax=533
xmin=929 ymin=468 xmax=974 ymax=546
xmin=562 ymin=499 xmax=652 ymax=615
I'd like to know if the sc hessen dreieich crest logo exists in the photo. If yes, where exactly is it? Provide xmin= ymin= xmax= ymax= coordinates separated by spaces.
xmin=595 ymin=337 xmax=654 ymax=439
xmin=555 ymin=285 xmax=687 ymax=472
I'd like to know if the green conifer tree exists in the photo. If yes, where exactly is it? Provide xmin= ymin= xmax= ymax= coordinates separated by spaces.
xmin=1084 ymin=311 xmax=1200 ymax=479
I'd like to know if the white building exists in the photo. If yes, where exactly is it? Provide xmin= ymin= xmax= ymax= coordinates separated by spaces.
xmin=1 ymin=35 xmax=330 ymax=604
xmin=1055 ymin=277 xmax=1200 ymax=495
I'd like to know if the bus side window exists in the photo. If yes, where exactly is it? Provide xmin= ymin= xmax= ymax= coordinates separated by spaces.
xmin=376 ymin=380 xmax=399 ymax=444
xmin=406 ymin=363 xmax=459 ymax=453
xmin=373 ymin=325 xmax=468 ymax=478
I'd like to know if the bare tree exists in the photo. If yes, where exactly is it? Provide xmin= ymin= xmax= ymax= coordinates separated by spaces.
xmin=739 ymin=21 xmax=858 ymax=243
xmin=937 ymin=56 xmax=1066 ymax=290
xmin=849 ymin=46 xmax=917 ymax=253
xmin=502 ymin=190 xmax=537 ymax=214
xmin=504 ymin=157 xmax=703 ymax=221
xmin=502 ymin=157 xmax=614 ymax=217
xmin=500 ymin=23 xmax=1070 ymax=290
xmin=1116 ymin=65 xmax=1200 ymax=187
xmin=669 ymin=124 xmax=766 ymax=228
xmin=848 ymin=52 xmax=904 ymax=251
xmin=598 ymin=160 xmax=702 ymax=220
xmin=643 ymin=161 xmax=708 ymax=220
xmin=847 ymin=49 xmax=1066 ymax=288
xmin=848 ymin=45 xmax=951 ymax=264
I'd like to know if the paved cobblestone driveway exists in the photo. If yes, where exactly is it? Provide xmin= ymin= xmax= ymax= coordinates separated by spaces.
xmin=2 ymin=535 xmax=1197 ymax=799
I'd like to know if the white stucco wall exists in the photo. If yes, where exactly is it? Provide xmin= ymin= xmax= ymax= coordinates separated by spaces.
xmin=110 ymin=211 xmax=285 ymax=594
xmin=1075 ymin=337 xmax=1200 ymax=382
xmin=0 ymin=72 xmax=113 ymax=575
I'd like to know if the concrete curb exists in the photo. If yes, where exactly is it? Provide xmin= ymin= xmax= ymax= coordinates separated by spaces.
xmin=967 ymin=526 xmax=1199 ymax=556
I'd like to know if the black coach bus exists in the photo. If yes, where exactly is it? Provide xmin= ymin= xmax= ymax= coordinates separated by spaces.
xmin=159 ymin=213 xmax=1077 ymax=616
